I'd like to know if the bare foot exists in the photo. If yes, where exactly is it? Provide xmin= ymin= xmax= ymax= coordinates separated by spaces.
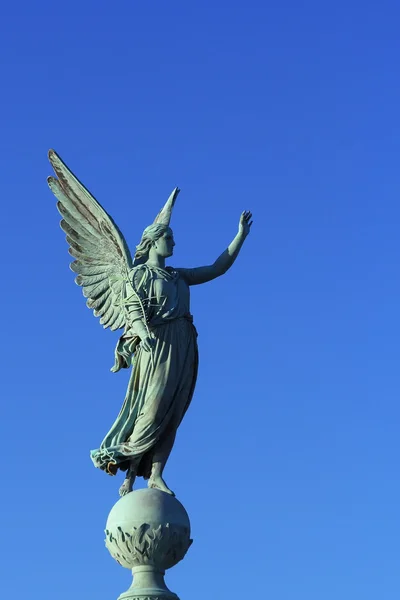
xmin=119 ymin=477 xmax=133 ymax=497
xmin=148 ymin=475 xmax=175 ymax=496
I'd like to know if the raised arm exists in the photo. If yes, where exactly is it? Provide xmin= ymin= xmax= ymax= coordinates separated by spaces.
xmin=179 ymin=211 xmax=253 ymax=286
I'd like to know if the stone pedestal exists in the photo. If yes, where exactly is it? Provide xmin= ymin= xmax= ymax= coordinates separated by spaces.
xmin=105 ymin=488 xmax=192 ymax=600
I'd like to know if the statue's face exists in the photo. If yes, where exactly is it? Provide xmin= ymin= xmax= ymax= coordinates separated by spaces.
xmin=153 ymin=227 xmax=175 ymax=258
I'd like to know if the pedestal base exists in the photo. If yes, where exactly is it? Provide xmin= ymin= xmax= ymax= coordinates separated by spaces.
xmin=105 ymin=489 xmax=192 ymax=600
xmin=118 ymin=566 xmax=178 ymax=600
xmin=119 ymin=590 xmax=178 ymax=600
xmin=119 ymin=595 xmax=177 ymax=600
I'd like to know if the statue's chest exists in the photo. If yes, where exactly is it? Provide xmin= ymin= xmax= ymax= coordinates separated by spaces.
xmin=151 ymin=275 xmax=190 ymax=311
xmin=153 ymin=277 xmax=176 ymax=302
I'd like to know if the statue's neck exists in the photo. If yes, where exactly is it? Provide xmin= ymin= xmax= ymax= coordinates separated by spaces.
xmin=146 ymin=256 xmax=166 ymax=269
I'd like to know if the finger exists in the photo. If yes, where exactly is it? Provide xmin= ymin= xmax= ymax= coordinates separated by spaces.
xmin=248 ymin=220 xmax=253 ymax=227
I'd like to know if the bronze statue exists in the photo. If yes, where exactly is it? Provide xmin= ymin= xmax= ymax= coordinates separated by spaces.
xmin=48 ymin=150 xmax=252 ymax=496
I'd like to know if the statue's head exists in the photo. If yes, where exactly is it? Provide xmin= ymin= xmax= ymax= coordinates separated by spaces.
xmin=135 ymin=223 xmax=175 ymax=263
xmin=133 ymin=187 xmax=179 ymax=266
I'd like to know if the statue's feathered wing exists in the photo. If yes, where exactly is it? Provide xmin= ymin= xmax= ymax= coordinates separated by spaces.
xmin=47 ymin=150 xmax=133 ymax=331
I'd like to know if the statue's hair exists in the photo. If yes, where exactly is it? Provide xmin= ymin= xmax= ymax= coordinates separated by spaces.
xmin=134 ymin=223 xmax=170 ymax=261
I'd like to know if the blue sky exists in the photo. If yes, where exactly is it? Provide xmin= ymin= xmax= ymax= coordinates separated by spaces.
xmin=1 ymin=1 xmax=400 ymax=598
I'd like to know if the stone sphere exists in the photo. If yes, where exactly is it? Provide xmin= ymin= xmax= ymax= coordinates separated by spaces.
xmin=105 ymin=488 xmax=192 ymax=572
xmin=107 ymin=488 xmax=190 ymax=532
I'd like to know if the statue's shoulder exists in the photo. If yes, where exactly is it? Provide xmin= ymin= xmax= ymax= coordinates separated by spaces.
xmin=166 ymin=266 xmax=178 ymax=275
xmin=171 ymin=267 xmax=191 ymax=282
xmin=129 ymin=264 xmax=146 ymax=278
xmin=129 ymin=265 xmax=152 ymax=290
xmin=166 ymin=266 xmax=183 ymax=281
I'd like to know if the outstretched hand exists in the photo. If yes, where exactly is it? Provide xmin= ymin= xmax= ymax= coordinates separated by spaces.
xmin=238 ymin=211 xmax=253 ymax=238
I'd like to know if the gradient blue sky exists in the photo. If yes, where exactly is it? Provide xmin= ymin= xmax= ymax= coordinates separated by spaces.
xmin=1 ymin=1 xmax=400 ymax=598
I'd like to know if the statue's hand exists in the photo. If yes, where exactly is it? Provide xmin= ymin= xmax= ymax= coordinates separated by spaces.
xmin=238 ymin=210 xmax=253 ymax=239
xmin=140 ymin=334 xmax=156 ymax=352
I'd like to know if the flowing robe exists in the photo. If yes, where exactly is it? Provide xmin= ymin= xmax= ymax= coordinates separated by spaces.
xmin=90 ymin=265 xmax=198 ymax=478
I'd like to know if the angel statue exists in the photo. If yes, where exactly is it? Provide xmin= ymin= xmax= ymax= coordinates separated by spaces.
xmin=48 ymin=150 xmax=253 ymax=496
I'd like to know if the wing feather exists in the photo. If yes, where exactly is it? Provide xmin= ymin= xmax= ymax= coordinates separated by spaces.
xmin=63 ymin=225 xmax=101 ymax=254
xmin=94 ymin=296 xmax=113 ymax=318
xmin=75 ymin=272 xmax=109 ymax=286
xmin=65 ymin=235 xmax=101 ymax=257
xmin=59 ymin=209 xmax=100 ymax=244
xmin=68 ymin=247 xmax=108 ymax=263
xmin=48 ymin=150 xmax=133 ymax=332
xmin=82 ymin=278 xmax=110 ymax=299
xmin=70 ymin=261 xmax=107 ymax=276
xmin=112 ymin=312 xmax=125 ymax=331
xmin=49 ymin=152 xmax=132 ymax=263
xmin=102 ymin=307 xmax=121 ymax=329
xmin=88 ymin=292 xmax=112 ymax=312
xmin=49 ymin=178 xmax=102 ymax=240
xmin=100 ymin=305 xmax=117 ymax=327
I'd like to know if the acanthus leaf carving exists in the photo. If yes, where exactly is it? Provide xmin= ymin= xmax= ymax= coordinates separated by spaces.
xmin=105 ymin=522 xmax=192 ymax=571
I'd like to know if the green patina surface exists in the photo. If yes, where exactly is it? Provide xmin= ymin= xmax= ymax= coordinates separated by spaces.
xmin=48 ymin=149 xmax=253 ymax=499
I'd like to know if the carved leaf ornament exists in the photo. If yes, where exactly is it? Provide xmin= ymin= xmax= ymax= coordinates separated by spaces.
xmin=105 ymin=523 xmax=192 ymax=570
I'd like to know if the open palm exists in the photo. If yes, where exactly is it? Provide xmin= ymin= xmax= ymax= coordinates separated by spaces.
xmin=238 ymin=210 xmax=253 ymax=238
